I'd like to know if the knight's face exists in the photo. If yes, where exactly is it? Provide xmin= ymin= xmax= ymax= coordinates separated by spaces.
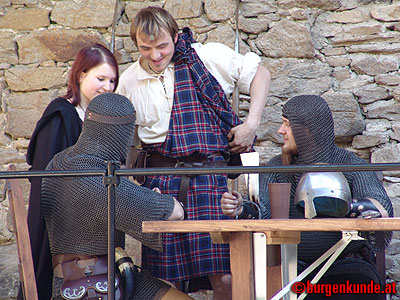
xmin=278 ymin=117 xmax=297 ymax=155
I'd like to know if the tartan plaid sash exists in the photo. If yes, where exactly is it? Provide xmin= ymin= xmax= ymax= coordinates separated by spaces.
xmin=146 ymin=27 xmax=242 ymax=158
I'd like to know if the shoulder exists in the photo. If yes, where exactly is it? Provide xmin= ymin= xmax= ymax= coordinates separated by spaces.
xmin=336 ymin=147 xmax=366 ymax=164
xmin=31 ymin=97 xmax=79 ymax=140
xmin=192 ymin=42 xmax=237 ymax=59
xmin=119 ymin=62 xmax=141 ymax=82
xmin=192 ymin=42 xmax=234 ymax=52
xmin=117 ymin=62 xmax=143 ymax=93
xmin=43 ymin=97 xmax=75 ymax=116
xmin=259 ymin=155 xmax=283 ymax=181
xmin=267 ymin=155 xmax=283 ymax=166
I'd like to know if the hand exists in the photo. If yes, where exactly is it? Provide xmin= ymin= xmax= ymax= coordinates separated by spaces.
xmin=221 ymin=191 xmax=243 ymax=217
xmin=152 ymin=187 xmax=161 ymax=193
xmin=347 ymin=198 xmax=388 ymax=219
xmin=167 ymin=198 xmax=185 ymax=221
xmin=227 ymin=121 xmax=257 ymax=154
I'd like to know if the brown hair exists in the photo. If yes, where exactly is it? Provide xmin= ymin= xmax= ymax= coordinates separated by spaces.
xmin=64 ymin=43 xmax=119 ymax=106
xmin=130 ymin=6 xmax=179 ymax=46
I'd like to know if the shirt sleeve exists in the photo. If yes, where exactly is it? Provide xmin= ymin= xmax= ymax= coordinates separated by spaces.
xmin=192 ymin=42 xmax=261 ymax=95
xmin=116 ymin=74 xmax=128 ymax=95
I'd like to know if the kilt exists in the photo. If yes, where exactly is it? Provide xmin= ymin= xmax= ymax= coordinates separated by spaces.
xmin=141 ymin=160 xmax=231 ymax=281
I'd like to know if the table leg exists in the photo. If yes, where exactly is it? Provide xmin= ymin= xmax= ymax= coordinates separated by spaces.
xmin=253 ymin=233 xmax=267 ymax=299
xmin=229 ymin=232 xmax=255 ymax=300
xmin=281 ymin=244 xmax=297 ymax=300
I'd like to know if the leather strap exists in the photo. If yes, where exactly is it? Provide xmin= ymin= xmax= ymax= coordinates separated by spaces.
xmin=52 ymin=254 xmax=93 ymax=268
xmin=177 ymin=174 xmax=191 ymax=210
xmin=85 ymin=110 xmax=135 ymax=124
xmin=237 ymin=201 xmax=261 ymax=219
xmin=52 ymin=254 xmax=101 ymax=279
xmin=147 ymin=152 xmax=216 ymax=168
xmin=146 ymin=152 xmax=227 ymax=215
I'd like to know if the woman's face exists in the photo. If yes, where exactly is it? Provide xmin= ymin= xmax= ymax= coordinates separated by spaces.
xmin=79 ymin=63 xmax=117 ymax=105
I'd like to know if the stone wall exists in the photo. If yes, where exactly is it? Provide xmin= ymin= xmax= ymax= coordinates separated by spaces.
xmin=1 ymin=0 xmax=400 ymax=298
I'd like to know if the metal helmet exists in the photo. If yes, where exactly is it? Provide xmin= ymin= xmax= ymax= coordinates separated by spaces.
xmin=294 ymin=172 xmax=352 ymax=219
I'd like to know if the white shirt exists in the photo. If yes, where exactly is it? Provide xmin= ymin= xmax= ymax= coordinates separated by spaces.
xmin=117 ymin=42 xmax=261 ymax=144
xmin=75 ymin=105 xmax=85 ymax=121
xmin=66 ymin=98 xmax=85 ymax=121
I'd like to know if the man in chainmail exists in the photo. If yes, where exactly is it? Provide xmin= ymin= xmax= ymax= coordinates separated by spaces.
xmin=222 ymin=95 xmax=393 ymax=299
xmin=41 ymin=93 xmax=193 ymax=300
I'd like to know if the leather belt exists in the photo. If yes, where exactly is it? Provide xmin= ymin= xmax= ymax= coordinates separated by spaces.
xmin=146 ymin=152 xmax=224 ymax=168
xmin=146 ymin=152 xmax=227 ymax=210
xmin=52 ymin=254 xmax=99 ymax=278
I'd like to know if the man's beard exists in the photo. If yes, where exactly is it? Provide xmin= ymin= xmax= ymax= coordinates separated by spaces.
xmin=281 ymin=145 xmax=297 ymax=166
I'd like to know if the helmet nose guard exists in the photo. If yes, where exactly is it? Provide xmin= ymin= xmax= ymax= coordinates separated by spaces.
xmin=294 ymin=172 xmax=352 ymax=219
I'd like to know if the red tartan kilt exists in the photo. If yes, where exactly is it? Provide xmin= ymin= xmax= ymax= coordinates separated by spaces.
xmin=142 ymin=172 xmax=231 ymax=281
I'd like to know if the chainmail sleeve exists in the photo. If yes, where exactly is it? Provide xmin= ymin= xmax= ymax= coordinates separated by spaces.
xmin=42 ymin=154 xmax=175 ymax=256
xmin=115 ymin=177 xmax=175 ymax=251
xmin=342 ymin=151 xmax=393 ymax=251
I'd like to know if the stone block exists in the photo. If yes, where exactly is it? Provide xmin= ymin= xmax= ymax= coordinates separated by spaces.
xmin=5 ymin=90 xmax=56 ymax=138
xmin=5 ymin=66 xmax=67 ymax=92
xmin=0 ymin=8 xmax=49 ymax=30
xmin=51 ymin=0 xmax=116 ymax=28
xmin=17 ymin=29 xmax=103 ymax=64
xmin=326 ymin=8 xmax=370 ymax=24
xmin=124 ymin=1 xmax=163 ymax=21
xmin=164 ymin=0 xmax=202 ymax=19
xmin=0 ymin=244 xmax=19 ymax=299
xmin=204 ymin=0 xmax=236 ymax=22
xmin=350 ymin=55 xmax=398 ymax=76
xmin=11 ymin=0 xmax=36 ymax=4
xmin=241 ymin=0 xmax=278 ymax=18
xmin=353 ymin=84 xmax=390 ymax=104
xmin=255 ymin=19 xmax=315 ymax=58
xmin=238 ymin=15 xmax=269 ymax=35
xmin=0 ymin=0 xmax=11 ymax=7
xmin=0 ymin=31 xmax=18 ymax=65
xmin=371 ymin=5 xmax=400 ymax=22
xmin=277 ymin=0 xmax=341 ymax=10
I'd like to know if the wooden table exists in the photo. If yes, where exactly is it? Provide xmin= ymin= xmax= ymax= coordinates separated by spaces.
xmin=143 ymin=218 xmax=400 ymax=300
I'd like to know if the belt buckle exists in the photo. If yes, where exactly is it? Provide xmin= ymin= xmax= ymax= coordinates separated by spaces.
xmin=175 ymin=161 xmax=184 ymax=168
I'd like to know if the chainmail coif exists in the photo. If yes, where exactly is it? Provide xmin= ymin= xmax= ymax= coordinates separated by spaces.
xmin=259 ymin=95 xmax=393 ymax=262
xmin=42 ymin=93 xmax=173 ymax=299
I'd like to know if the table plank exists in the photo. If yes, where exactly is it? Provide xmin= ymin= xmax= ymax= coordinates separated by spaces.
xmin=143 ymin=218 xmax=400 ymax=233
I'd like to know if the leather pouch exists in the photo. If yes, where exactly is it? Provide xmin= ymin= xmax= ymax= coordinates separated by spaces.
xmin=125 ymin=147 xmax=148 ymax=185
xmin=60 ymin=257 xmax=123 ymax=300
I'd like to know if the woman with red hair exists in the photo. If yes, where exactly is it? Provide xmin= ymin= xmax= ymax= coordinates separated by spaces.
xmin=22 ymin=43 xmax=118 ymax=300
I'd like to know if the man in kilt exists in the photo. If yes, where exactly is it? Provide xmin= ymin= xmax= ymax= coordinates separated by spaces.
xmin=117 ymin=6 xmax=271 ymax=299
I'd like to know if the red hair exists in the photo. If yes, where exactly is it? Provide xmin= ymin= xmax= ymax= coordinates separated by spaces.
xmin=64 ymin=43 xmax=119 ymax=106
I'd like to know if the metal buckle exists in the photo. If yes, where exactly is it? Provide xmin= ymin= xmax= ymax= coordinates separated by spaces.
xmin=175 ymin=161 xmax=184 ymax=168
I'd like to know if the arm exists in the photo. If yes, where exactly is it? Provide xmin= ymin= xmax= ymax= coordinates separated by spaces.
xmin=152 ymin=187 xmax=185 ymax=220
xmin=228 ymin=65 xmax=271 ymax=153
xmin=193 ymin=42 xmax=271 ymax=152
xmin=345 ymin=160 xmax=394 ymax=250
